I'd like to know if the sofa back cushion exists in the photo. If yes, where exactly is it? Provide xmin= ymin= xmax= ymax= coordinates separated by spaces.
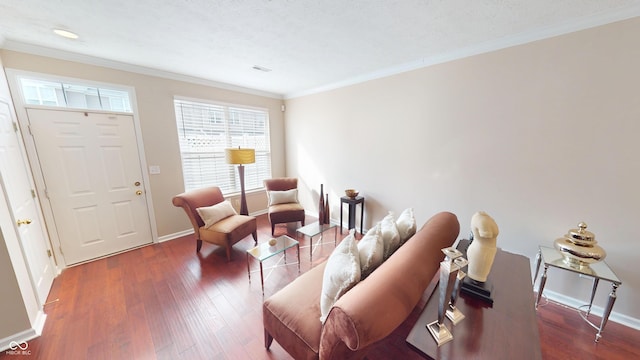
xmin=320 ymin=230 xmax=361 ymax=323
xmin=380 ymin=213 xmax=401 ymax=259
xmin=357 ymin=223 xmax=384 ymax=278
xmin=396 ymin=207 xmax=417 ymax=244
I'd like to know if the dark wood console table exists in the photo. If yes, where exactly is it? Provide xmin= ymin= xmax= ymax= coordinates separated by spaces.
xmin=406 ymin=249 xmax=542 ymax=359
xmin=340 ymin=195 xmax=364 ymax=234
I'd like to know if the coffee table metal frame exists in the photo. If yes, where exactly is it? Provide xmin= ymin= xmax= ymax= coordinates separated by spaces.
xmin=296 ymin=221 xmax=338 ymax=261
xmin=534 ymin=245 xmax=622 ymax=342
xmin=246 ymin=235 xmax=300 ymax=295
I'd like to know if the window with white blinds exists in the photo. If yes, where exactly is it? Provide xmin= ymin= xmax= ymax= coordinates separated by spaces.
xmin=174 ymin=98 xmax=272 ymax=194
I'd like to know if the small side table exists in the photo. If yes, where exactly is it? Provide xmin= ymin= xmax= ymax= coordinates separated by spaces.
xmin=246 ymin=235 xmax=300 ymax=295
xmin=533 ymin=246 xmax=622 ymax=342
xmin=340 ymin=195 xmax=364 ymax=234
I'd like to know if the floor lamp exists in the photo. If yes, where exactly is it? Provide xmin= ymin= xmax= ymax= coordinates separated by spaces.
xmin=225 ymin=147 xmax=255 ymax=216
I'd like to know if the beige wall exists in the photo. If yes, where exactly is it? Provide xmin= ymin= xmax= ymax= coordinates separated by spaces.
xmin=285 ymin=18 xmax=640 ymax=324
xmin=0 ymin=50 xmax=285 ymax=239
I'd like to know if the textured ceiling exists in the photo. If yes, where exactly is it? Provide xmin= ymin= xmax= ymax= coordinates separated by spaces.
xmin=1 ymin=1 xmax=640 ymax=97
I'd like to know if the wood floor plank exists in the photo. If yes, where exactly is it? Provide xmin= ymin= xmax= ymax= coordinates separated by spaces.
xmin=126 ymin=302 xmax=157 ymax=360
xmin=3 ymin=213 xmax=638 ymax=360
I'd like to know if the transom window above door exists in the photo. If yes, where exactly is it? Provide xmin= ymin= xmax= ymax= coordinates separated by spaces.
xmin=19 ymin=77 xmax=132 ymax=113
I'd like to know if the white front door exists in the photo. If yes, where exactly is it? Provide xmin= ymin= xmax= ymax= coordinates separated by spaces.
xmin=0 ymin=100 xmax=55 ymax=305
xmin=27 ymin=108 xmax=152 ymax=265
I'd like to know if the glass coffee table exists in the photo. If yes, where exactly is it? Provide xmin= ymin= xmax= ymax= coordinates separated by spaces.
xmin=246 ymin=235 xmax=300 ymax=295
xmin=296 ymin=221 xmax=338 ymax=261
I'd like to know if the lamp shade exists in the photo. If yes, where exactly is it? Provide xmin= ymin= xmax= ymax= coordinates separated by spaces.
xmin=225 ymin=148 xmax=255 ymax=164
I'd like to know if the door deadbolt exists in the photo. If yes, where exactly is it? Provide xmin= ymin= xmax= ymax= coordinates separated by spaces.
xmin=134 ymin=181 xmax=141 ymax=186
xmin=17 ymin=219 xmax=32 ymax=226
xmin=136 ymin=190 xmax=143 ymax=195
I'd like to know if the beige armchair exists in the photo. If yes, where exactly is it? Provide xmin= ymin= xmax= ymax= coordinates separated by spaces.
xmin=264 ymin=178 xmax=306 ymax=236
xmin=172 ymin=186 xmax=257 ymax=261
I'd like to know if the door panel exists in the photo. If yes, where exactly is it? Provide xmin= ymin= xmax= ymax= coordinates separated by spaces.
xmin=27 ymin=109 xmax=152 ymax=264
xmin=0 ymin=99 xmax=55 ymax=305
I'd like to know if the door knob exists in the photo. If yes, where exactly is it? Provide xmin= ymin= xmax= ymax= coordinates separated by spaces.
xmin=136 ymin=190 xmax=143 ymax=195
xmin=17 ymin=219 xmax=32 ymax=226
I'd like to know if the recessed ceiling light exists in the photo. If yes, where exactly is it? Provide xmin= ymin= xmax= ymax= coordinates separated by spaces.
xmin=53 ymin=29 xmax=79 ymax=39
xmin=252 ymin=65 xmax=272 ymax=72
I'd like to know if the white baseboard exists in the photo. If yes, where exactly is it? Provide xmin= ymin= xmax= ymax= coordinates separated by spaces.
xmin=542 ymin=289 xmax=640 ymax=331
xmin=158 ymin=229 xmax=193 ymax=242
xmin=0 ymin=310 xmax=46 ymax=352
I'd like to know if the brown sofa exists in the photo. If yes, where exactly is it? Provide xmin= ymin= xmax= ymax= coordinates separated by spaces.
xmin=263 ymin=211 xmax=460 ymax=359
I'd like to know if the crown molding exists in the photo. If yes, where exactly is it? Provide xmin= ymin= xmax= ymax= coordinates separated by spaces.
xmin=0 ymin=40 xmax=283 ymax=100
xmin=285 ymin=6 xmax=640 ymax=99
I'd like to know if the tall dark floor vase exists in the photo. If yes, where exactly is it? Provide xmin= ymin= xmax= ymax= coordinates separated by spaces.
xmin=319 ymin=184 xmax=325 ymax=224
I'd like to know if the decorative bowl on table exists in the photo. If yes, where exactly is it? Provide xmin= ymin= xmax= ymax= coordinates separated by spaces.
xmin=268 ymin=238 xmax=277 ymax=246
xmin=553 ymin=222 xmax=606 ymax=267
xmin=345 ymin=189 xmax=359 ymax=198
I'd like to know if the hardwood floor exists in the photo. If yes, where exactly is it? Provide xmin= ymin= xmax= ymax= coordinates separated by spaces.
xmin=3 ymin=214 xmax=638 ymax=359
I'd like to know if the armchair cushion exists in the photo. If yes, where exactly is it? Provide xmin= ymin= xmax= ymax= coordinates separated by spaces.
xmin=268 ymin=189 xmax=299 ymax=206
xmin=264 ymin=177 xmax=305 ymax=235
xmin=196 ymin=200 xmax=237 ymax=229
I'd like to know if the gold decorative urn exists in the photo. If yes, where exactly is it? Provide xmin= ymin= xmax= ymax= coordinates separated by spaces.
xmin=554 ymin=222 xmax=606 ymax=267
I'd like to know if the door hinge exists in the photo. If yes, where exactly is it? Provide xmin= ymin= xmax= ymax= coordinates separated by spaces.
xmin=28 ymin=124 xmax=33 ymax=135
xmin=45 ymin=188 xmax=50 ymax=199
xmin=47 ymin=249 xmax=52 ymax=258
xmin=59 ymin=246 xmax=64 ymax=255
xmin=31 ymin=189 xmax=36 ymax=198
xmin=13 ymin=122 xmax=18 ymax=132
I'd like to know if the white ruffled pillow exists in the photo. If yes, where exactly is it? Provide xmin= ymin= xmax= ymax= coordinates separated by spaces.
xmin=268 ymin=189 xmax=298 ymax=205
xmin=357 ymin=223 xmax=384 ymax=278
xmin=196 ymin=200 xmax=237 ymax=229
xmin=380 ymin=212 xmax=401 ymax=259
xmin=320 ymin=230 xmax=361 ymax=323
xmin=396 ymin=208 xmax=417 ymax=244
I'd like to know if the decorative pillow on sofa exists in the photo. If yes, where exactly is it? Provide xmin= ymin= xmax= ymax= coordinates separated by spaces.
xmin=196 ymin=200 xmax=237 ymax=229
xmin=380 ymin=212 xmax=401 ymax=260
xmin=268 ymin=189 xmax=298 ymax=206
xmin=320 ymin=229 xmax=361 ymax=323
xmin=396 ymin=207 xmax=417 ymax=244
xmin=357 ymin=223 xmax=383 ymax=278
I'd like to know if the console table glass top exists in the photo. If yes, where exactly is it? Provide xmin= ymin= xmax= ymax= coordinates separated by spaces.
xmin=535 ymin=246 xmax=620 ymax=284
xmin=247 ymin=235 xmax=299 ymax=262
xmin=246 ymin=235 xmax=300 ymax=295
xmin=534 ymin=246 xmax=621 ymax=342
xmin=296 ymin=221 xmax=337 ymax=261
